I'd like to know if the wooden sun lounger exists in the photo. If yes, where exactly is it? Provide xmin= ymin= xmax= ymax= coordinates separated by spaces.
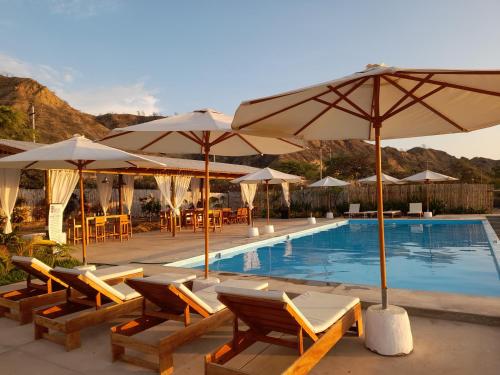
xmin=407 ymin=203 xmax=423 ymax=217
xmin=361 ymin=210 xmax=377 ymax=218
xmin=111 ymin=278 xmax=268 ymax=375
xmin=343 ymin=203 xmax=362 ymax=218
xmin=384 ymin=210 xmax=402 ymax=218
xmin=205 ymin=288 xmax=362 ymax=375
xmin=0 ymin=256 xmax=71 ymax=324
xmin=33 ymin=265 xmax=144 ymax=351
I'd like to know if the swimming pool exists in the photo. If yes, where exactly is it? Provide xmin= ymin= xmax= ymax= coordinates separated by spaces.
xmin=173 ymin=220 xmax=500 ymax=297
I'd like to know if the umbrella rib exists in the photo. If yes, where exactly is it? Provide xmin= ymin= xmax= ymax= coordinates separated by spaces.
xmin=139 ymin=132 xmax=172 ymax=151
xmin=189 ymin=131 xmax=203 ymax=143
xmin=382 ymin=76 xmax=467 ymax=132
xmin=382 ymin=73 xmax=434 ymax=118
xmin=23 ymin=161 xmax=38 ymax=169
xmin=179 ymin=131 xmax=204 ymax=146
xmin=238 ymin=77 xmax=365 ymax=130
xmin=327 ymin=84 xmax=370 ymax=118
xmin=210 ymin=132 xmax=235 ymax=147
xmin=277 ymin=137 xmax=304 ymax=149
xmin=383 ymin=85 xmax=445 ymax=120
xmin=295 ymin=78 xmax=370 ymax=136
xmin=389 ymin=73 xmax=500 ymax=98
xmin=99 ymin=130 xmax=133 ymax=141
xmin=236 ymin=134 xmax=263 ymax=154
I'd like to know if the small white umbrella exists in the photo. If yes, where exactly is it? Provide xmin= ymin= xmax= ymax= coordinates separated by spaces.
xmin=358 ymin=173 xmax=401 ymax=184
xmin=0 ymin=135 xmax=164 ymax=263
xmin=101 ymin=109 xmax=304 ymax=278
xmin=232 ymin=167 xmax=301 ymax=226
xmin=403 ymin=170 xmax=458 ymax=212
xmin=232 ymin=64 xmax=500 ymax=313
xmin=309 ymin=176 xmax=349 ymax=213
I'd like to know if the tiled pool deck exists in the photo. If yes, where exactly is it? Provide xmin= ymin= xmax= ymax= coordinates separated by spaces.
xmin=1 ymin=216 xmax=499 ymax=374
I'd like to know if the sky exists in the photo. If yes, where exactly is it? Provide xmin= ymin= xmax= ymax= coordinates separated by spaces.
xmin=0 ymin=0 xmax=499 ymax=159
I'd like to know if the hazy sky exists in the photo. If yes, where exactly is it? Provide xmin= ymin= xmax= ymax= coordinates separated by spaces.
xmin=1 ymin=0 xmax=499 ymax=159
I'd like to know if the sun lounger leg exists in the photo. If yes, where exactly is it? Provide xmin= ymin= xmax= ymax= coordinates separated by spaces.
xmin=34 ymin=322 xmax=48 ymax=340
xmin=65 ymin=331 xmax=81 ymax=351
xmin=159 ymin=353 xmax=174 ymax=375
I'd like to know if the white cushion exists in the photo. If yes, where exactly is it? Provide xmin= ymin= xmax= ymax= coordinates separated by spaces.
xmin=92 ymin=265 xmax=143 ymax=281
xmin=345 ymin=204 xmax=360 ymax=213
xmin=141 ymin=273 xmax=196 ymax=285
xmin=111 ymin=283 xmax=141 ymax=301
xmin=12 ymin=256 xmax=52 ymax=274
xmin=73 ymin=265 xmax=97 ymax=271
xmin=179 ymin=279 xmax=269 ymax=314
xmin=292 ymin=292 xmax=359 ymax=333
xmin=409 ymin=203 xmax=422 ymax=213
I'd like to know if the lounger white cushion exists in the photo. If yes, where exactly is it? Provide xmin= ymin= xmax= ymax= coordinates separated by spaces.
xmin=52 ymin=267 xmax=140 ymax=302
xmin=291 ymin=291 xmax=359 ymax=333
xmin=12 ymin=256 xmax=52 ymax=274
xmin=177 ymin=279 xmax=269 ymax=314
xmin=344 ymin=204 xmax=360 ymax=214
xmin=92 ymin=265 xmax=143 ymax=281
xmin=215 ymin=287 xmax=359 ymax=334
xmin=408 ymin=203 xmax=423 ymax=214
xmin=140 ymin=273 xmax=196 ymax=285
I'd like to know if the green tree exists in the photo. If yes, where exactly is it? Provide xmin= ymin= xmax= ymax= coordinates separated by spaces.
xmin=0 ymin=106 xmax=32 ymax=141
xmin=273 ymin=160 xmax=319 ymax=181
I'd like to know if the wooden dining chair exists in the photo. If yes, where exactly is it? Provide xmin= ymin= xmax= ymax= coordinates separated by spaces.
xmin=119 ymin=215 xmax=130 ymax=242
xmin=66 ymin=218 xmax=83 ymax=245
xmin=89 ymin=216 xmax=106 ymax=243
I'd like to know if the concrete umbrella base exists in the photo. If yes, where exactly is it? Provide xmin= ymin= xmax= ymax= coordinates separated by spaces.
xmin=247 ymin=227 xmax=260 ymax=238
xmin=325 ymin=212 xmax=334 ymax=219
xmin=307 ymin=217 xmax=317 ymax=225
xmin=262 ymin=224 xmax=274 ymax=234
xmin=365 ymin=304 xmax=413 ymax=356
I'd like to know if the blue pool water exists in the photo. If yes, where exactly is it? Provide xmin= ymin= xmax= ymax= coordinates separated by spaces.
xmin=194 ymin=220 xmax=500 ymax=297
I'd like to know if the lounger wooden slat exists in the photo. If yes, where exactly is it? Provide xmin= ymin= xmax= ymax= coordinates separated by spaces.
xmin=0 ymin=256 xmax=70 ymax=324
xmin=205 ymin=288 xmax=363 ymax=375
xmin=110 ymin=278 xmax=268 ymax=375
xmin=33 ymin=266 xmax=144 ymax=351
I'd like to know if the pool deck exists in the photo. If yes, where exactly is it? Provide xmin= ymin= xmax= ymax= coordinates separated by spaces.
xmin=1 ymin=215 xmax=499 ymax=374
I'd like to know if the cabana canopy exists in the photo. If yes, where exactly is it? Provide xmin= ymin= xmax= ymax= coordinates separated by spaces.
xmin=309 ymin=176 xmax=349 ymax=187
xmin=403 ymin=170 xmax=458 ymax=183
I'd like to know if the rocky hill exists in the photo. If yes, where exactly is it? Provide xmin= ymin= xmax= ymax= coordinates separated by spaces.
xmin=0 ymin=75 xmax=498 ymax=184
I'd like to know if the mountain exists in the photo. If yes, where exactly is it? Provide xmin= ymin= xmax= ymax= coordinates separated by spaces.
xmin=0 ymin=75 xmax=498 ymax=184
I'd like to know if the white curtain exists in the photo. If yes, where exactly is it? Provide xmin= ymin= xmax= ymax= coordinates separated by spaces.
xmin=96 ymin=173 xmax=114 ymax=215
xmin=0 ymin=169 xmax=20 ymax=234
xmin=154 ymin=175 xmax=173 ymax=210
xmin=122 ymin=175 xmax=135 ymax=214
xmin=281 ymin=182 xmax=291 ymax=208
xmin=240 ymin=183 xmax=258 ymax=209
xmin=172 ymin=175 xmax=191 ymax=215
xmin=49 ymin=169 xmax=79 ymax=210
xmin=190 ymin=178 xmax=201 ymax=207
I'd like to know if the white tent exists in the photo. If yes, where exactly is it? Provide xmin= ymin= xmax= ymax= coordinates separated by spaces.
xmin=232 ymin=64 xmax=500 ymax=355
xmin=232 ymin=167 xmax=301 ymax=231
xmin=101 ymin=109 xmax=304 ymax=278
xmin=358 ymin=173 xmax=401 ymax=184
xmin=0 ymin=135 xmax=164 ymax=263
xmin=403 ymin=170 xmax=458 ymax=212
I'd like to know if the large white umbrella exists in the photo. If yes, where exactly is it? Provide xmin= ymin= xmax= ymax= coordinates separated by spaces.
xmin=0 ymin=135 xmax=165 ymax=263
xmin=358 ymin=173 xmax=401 ymax=184
xmin=100 ymin=109 xmax=304 ymax=278
xmin=232 ymin=64 xmax=500 ymax=312
xmin=232 ymin=167 xmax=301 ymax=226
xmin=309 ymin=176 xmax=349 ymax=213
xmin=403 ymin=170 xmax=458 ymax=212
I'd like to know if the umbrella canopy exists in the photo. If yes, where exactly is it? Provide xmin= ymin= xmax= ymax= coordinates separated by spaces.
xmin=231 ymin=167 xmax=302 ymax=185
xmin=0 ymin=135 xmax=165 ymax=264
xmin=232 ymin=167 xmax=301 ymax=225
xmin=231 ymin=64 xmax=500 ymax=310
xmin=403 ymin=169 xmax=458 ymax=183
xmin=100 ymin=109 xmax=304 ymax=278
xmin=101 ymin=108 xmax=304 ymax=156
xmin=0 ymin=134 xmax=163 ymax=170
xmin=358 ymin=173 xmax=401 ymax=184
xmin=308 ymin=176 xmax=349 ymax=187
xmin=403 ymin=170 xmax=458 ymax=212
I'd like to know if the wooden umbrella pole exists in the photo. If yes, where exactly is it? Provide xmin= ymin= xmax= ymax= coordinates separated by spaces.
xmin=78 ymin=166 xmax=87 ymax=265
xmin=375 ymin=124 xmax=388 ymax=309
xmin=373 ymin=75 xmax=388 ymax=309
xmin=118 ymin=174 xmax=123 ymax=214
xmin=204 ymin=146 xmax=210 ymax=279
xmin=266 ymin=181 xmax=270 ymax=225
xmin=426 ymin=181 xmax=430 ymax=212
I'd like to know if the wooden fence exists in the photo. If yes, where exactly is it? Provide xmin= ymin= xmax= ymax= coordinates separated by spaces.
xmin=14 ymin=183 xmax=494 ymax=222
